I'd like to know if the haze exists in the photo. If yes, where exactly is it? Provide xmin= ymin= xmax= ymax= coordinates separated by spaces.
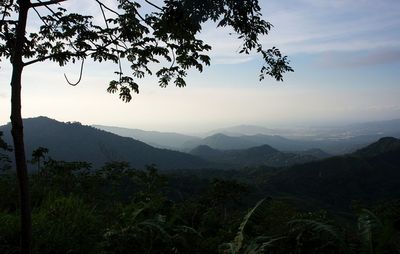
xmin=0 ymin=0 xmax=399 ymax=133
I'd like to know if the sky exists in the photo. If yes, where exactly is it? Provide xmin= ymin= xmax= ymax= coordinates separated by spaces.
xmin=1 ymin=0 xmax=400 ymax=133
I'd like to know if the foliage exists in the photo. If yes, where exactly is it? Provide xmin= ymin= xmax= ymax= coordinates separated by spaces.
xmin=103 ymin=200 xmax=200 ymax=254
xmin=219 ymin=198 xmax=279 ymax=254
xmin=29 ymin=147 xmax=49 ymax=171
xmin=32 ymin=195 xmax=102 ymax=254
xmin=0 ymin=0 xmax=292 ymax=102
xmin=356 ymin=207 xmax=400 ymax=254
xmin=0 ymin=132 xmax=12 ymax=172
xmin=0 ymin=211 xmax=19 ymax=254
xmin=287 ymin=213 xmax=347 ymax=253
xmin=0 ymin=157 xmax=399 ymax=253
xmin=0 ymin=132 xmax=11 ymax=151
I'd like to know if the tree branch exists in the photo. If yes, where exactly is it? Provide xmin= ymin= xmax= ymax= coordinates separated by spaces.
xmin=32 ymin=6 xmax=50 ymax=27
xmin=23 ymin=51 xmax=86 ymax=66
xmin=1 ymin=0 xmax=14 ymax=24
xmin=30 ymin=0 xmax=66 ymax=8
xmin=22 ymin=55 xmax=56 ymax=66
xmin=0 ymin=20 xmax=18 ymax=25
xmin=95 ymin=0 xmax=119 ymax=16
xmin=144 ymin=0 xmax=162 ymax=11
xmin=35 ymin=0 xmax=62 ymax=18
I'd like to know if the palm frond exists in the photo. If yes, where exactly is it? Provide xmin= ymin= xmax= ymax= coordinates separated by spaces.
xmin=288 ymin=218 xmax=350 ymax=253
xmin=219 ymin=198 xmax=272 ymax=253
xmin=288 ymin=219 xmax=340 ymax=240
xmin=358 ymin=209 xmax=383 ymax=254
xmin=234 ymin=198 xmax=271 ymax=251
xmin=243 ymin=235 xmax=286 ymax=254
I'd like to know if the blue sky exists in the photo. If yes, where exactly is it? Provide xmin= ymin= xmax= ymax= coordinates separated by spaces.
xmin=0 ymin=0 xmax=399 ymax=132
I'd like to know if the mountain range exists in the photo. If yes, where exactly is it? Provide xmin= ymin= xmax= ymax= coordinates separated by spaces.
xmin=0 ymin=117 xmax=209 ymax=170
xmin=169 ymin=137 xmax=400 ymax=210
xmin=182 ymin=133 xmax=381 ymax=154
xmin=0 ymin=117 xmax=326 ymax=169
xmin=2 ymin=117 xmax=400 ymax=173
xmin=94 ymin=119 xmax=400 ymax=154
xmin=2 ymin=117 xmax=400 ymax=209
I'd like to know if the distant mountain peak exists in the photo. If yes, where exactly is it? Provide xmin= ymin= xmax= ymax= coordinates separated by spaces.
xmin=190 ymin=145 xmax=218 ymax=153
xmin=246 ymin=144 xmax=278 ymax=153
xmin=29 ymin=115 xmax=52 ymax=120
xmin=209 ymin=133 xmax=224 ymax=137
xmin=207 ymin=133 xmax=231 ymax=139
xmin=208 ymin=124 xmax=277 ymax=136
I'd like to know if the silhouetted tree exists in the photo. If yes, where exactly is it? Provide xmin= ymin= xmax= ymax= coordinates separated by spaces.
xmin=30 ymin=147 xmax=48 ymax=172
xmin=0 ymin=131 xmax=10 ymax=151
xmin=0 ymin=131 xmax=12 ymax=172
xmin=0 ymin=0 xmax=293 ymax=252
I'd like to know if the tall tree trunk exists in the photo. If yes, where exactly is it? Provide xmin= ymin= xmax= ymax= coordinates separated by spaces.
xmin=11 ymin=1 xmax=31 ymax=253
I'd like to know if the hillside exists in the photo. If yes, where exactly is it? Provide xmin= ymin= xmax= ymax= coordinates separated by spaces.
xmin=263 ymin=137 xmax=400 ymax=209
xmin=170 ymin=137 xmax=400 ymax=210
xmin=353 ymin=136 xmax=400 ymax=157
xmin=183 ymin=133 xmax=327 ymax=153
xmin=93 ymin=119 xmax=400 ymax=154
xmin=184 ymin=133 xmax=259 ymax=151
xmin=0 ymin=117 xmax=210 ymax=170
xmin=190 ymin=144 xmax=318 ymax=168
xmin=183 ymin=132 xmax=399 ymax=155
xmin=93 ymin=125 xmax=200 ymax=150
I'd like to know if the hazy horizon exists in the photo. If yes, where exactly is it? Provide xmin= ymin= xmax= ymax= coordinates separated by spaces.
xmin=1 ymin=115 xmax=400 ymax=136
xmin=1 ymin=0 xmax=399 ymax=133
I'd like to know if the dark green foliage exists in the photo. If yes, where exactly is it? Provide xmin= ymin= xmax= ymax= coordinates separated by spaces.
xmin=0 ymin=172 xmax=18 ymax=212
xmin=1 ymin=138 xmax=400 ymax=253
xmin=263 ymin=137 xmax=400 ymax=209
xmin=0 ymin=132 xmax=11 ymax=152
xmin=0 ymin=132 xmax=12 ymax=172
xmin=169 ymin=136 xmax=400 ymax=211
xmin=103 ymin=200 xmax=201 ymax=254
xmin=356 ymin=207 xmax=400 ymax=254
xmin=219 ymin=198 xmax=273 ymax=253
xmin=0 ymin=134 xmax=16 ymax=214
xmin=287 ymin=212 xmax=347 ymax=253
xmin=32 ymin=195 xmax=102 ymax=254
xmin=29 ymin=147 xmax=48 ymax=172
xmin=0 ymin=211 xmax=19 ymax=254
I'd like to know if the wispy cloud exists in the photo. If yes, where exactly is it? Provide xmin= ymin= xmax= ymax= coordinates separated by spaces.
xmin=317 ymin=49 xmax=400 ymax=68
xmin=263 ymin=0 xmax=400 ymax=53
xmin=200 ymin=0 xmax=400 ymax=64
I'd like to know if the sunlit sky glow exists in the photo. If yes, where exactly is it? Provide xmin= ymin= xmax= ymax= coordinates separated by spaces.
xmin=1 ymin=0 xmax=399 ymax=133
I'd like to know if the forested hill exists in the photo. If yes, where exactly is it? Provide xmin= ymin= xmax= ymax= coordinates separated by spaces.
xmin=189 ymin=144 xmax=319 ymax=168
xmin=0 ymin=117 xmax=210 ymax=170
xmin=264 ymin=137 xmax=400 ymax=209
xmin=93 ymin=124 xmax=200 ymax=150
xmin=169 ymin=137 xmax=400 ymax=210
